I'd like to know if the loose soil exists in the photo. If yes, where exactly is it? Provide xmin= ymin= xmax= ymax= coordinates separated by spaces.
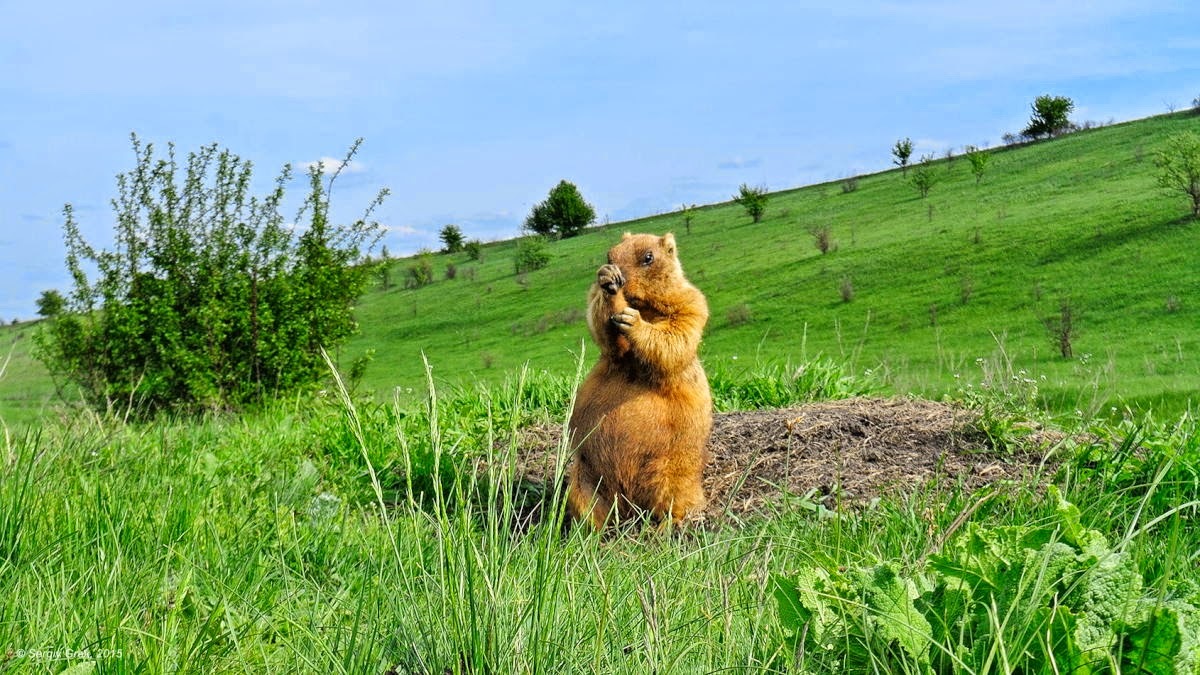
xmin=502 ymin=397 xmax=1063 ymax=528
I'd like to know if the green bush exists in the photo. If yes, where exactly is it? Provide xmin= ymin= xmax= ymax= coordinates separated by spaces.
xmin=1156 ymin=131 xmax=1200 ymax=217
xmin=405 ymin=256 xmax=434 ymax=288
xmin=463 ymin=239 xmax=483 ymax=261
xmin=514 ymin=236 xmax=552 ymax=274
xmin=732 ymin=183 xmax=769 ymax=223
xmin=34 ymin=135 xmax=387 ymax=416
xmin=911 ymin=154 xmax=938 ymax=198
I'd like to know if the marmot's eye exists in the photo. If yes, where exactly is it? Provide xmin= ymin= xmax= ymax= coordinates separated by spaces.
xmin=641 ymin=251 xmax=654 ymax=266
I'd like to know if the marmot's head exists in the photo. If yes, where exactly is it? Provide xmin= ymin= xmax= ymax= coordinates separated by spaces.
xmin=606 ymin=232 xmax=685 ymax=305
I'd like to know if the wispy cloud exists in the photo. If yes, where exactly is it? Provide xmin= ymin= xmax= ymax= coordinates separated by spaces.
xmin=294 ymin=157 xmax=368 ymax=175
xmin=717 ymin=157 xmax=763 ymax=170
xmin=384 ymin=224 xmax=420 ymax=236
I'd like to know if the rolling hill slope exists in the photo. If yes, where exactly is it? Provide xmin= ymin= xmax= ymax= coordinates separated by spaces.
xmin=345 ymin=111 xmax=1198 ymax=415
xmin=3 ymin=111 xmax=1198 ymax=422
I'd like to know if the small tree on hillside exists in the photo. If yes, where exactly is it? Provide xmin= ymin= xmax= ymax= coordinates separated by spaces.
xmin=1023 ymin=95 xmax=1075 ymax=140
xmin=733 ymin=184 xmax=769 ymax=223
xmin=1156 ymin=131 xmax=1200 ymax=218
xmin=680 ymin=203 xmax=697 ymax=234
xmin=35 ymin=289 xmax=66 ymax=318
xmin=911 ymin=155 xmax=938 ymax=198
xmin=524 ymin=180 xmax=596 ymax=238
xmin=34 ymin=135 xmax=387 ymax=416
xmin=964 ymin=145 xmax=991 ymax=185
xmin=892 ymin=138 xmax=914 ymax=175
xmin=439 ymin=224 xmax=465 ymax=253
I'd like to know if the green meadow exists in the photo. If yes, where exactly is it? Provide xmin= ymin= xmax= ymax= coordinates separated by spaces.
xmin=1 ymin=111 xmax=1199 ymax=673
xmin=344 ymin=110 xmax=1197 ymax=419
xmin=4 ymin=111 xmax=1198 ymax=422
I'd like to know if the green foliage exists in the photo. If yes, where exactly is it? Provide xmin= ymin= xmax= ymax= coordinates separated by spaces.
xmin=965 ymin=144 xmax=991 ymax=185
xmin=893 ymin=137 xmax=914 ymax=175
xmin=1024 ymin=94 xmax=1076 ymax=139
xmin=911 ymin=154 xmax=938 ymax=198
xmin=35 ymin=289 xmax=65 ymax=318
xmin=513 ymin=235 xmax=552 ymax=274
xmin=707 ymin=360 xmax=873 ymax=411
xmin=1 ymin=367 xmax=1198 ymax=672
xmin=463 ymin=239 xmax=483 ymax=261
xmin=524 ymin=180 xmax=596 ymax=238
xmin=732 ymin=183 xmax=769 ymax=223
xmin=1155 ymin=131 xmax=1200 ymax=217
xmin=375 ymin=249 xmax=393 ymax=291
xmin=438 ymin=224 xmax=465 ymax=253
xmin=32 ymin=135 xmax=386 ymax=416
xmin=772 ymin=487 xmax=1200 ymax=673
xmin=8 ymin=112 xmax=1200 ymax=423
xmin=680 ymin=203 xmax=697 ymax=233
xmin=405 ymin=254 xmax=434 ymax=288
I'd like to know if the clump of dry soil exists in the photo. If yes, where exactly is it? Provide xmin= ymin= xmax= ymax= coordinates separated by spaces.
xmin=502 ymin=397 xmax=1061 ymax=528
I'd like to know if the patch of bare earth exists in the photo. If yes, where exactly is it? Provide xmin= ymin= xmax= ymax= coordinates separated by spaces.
xmin=502 ymin=397 xmax=1061 ymax=528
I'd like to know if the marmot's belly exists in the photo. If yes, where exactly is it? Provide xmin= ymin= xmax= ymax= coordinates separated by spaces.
xmin=575 ymin=380 xmax=711 ymax=491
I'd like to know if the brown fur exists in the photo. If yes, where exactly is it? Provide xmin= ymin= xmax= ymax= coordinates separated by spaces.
xmin=566 ymin=232 xmax=713 ymax=529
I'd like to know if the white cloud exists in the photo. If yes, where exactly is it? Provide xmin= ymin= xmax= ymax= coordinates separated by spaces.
xmin=295 ymin=157 xmax=368 ymax=175
xmin=717 ymin=157 xmax=763 ymax=170
xmin=383 ymin=224 xmax=420 ymax=236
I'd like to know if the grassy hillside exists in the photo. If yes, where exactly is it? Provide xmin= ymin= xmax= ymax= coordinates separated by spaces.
xmin=2 ymin=112 xmax=1198 ymax=424
xmin=347 ymin=111 xmax=1199 ymax=416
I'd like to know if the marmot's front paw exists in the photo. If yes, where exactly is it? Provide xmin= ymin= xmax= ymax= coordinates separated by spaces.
xmin=610 ymin=306 xmax=641 ymax=332
xmin=598 ymin=264 xmax=625 ymax=295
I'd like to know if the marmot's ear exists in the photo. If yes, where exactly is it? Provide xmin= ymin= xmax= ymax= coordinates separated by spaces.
xmin=622 ymin=232 xmax=633 ymax=241
xmin=660 ymin=232 xmax=676 ymax=254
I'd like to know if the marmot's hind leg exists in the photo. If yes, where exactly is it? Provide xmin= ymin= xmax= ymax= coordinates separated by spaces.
xmin=567 ymin=467 xmax=614 ymax=531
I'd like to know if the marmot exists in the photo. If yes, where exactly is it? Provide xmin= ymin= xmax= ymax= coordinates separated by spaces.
xmin=567 ymin=232 xmax=713 ymax=529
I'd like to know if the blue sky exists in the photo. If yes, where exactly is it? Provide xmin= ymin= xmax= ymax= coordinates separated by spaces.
xmin=2 ymin=1 xmax=1197 ymax=319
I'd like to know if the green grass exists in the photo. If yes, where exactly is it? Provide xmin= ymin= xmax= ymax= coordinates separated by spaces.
xmin=3 ymin=111 xmax=1199 ymax=673
xmin=346 ymin=111 xmax=1198 ymax=418
xmin=3 ymin=112 xmax=1198 ymax=423
xmin=1 ymin=365 xmax=1196 ymax=673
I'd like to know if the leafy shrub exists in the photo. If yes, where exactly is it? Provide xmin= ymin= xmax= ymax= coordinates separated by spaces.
xmin=444 ymin=262 xmax=457 ymax=280
xmin=464 ymin=239 xmax=483 ymax=261
xmin=34 ymin=135 xmax=386 ymax=416
xmin=911 ymin=154 xmax=938 ymax=198
xmin=811 ymin=225 xmax=834 ymax=255
xmin=732 ymin=183 xmax=769 ymax=223
xmin=840 ymin=176 xmax=859 ymax=193
xmin=1155 ymin=131 xmax=1200 ymax=217
xmin=965 ymin=144 xmax=990 ymax=185
xmin=771 ymin=488 xmax=1200 ymax=673
xmin=514 ymin=236 xmax=551 ymax=274
xmin=680 ymin=203 xmax=697 ymax=234
xmin=405 ymin=256 xmax=434 ymax=288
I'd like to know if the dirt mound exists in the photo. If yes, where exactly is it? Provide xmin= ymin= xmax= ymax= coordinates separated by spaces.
xmin=506 ymin=397 xmax=1059 ymax=527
